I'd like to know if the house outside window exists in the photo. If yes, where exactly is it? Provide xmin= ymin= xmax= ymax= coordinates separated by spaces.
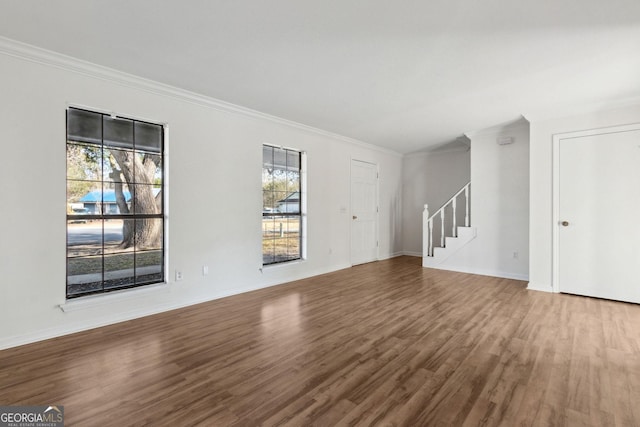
xmin=262 ymin=145 xmax=304 ymax=265
xmin=66 ymin=107 xmax=165 ymax=298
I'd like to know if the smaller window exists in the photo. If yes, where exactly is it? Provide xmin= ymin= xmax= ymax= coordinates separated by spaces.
xmin=262 ymin=145 xmax=303 ymax=265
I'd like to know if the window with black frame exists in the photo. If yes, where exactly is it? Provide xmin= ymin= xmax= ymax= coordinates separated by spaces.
xmin=66 ymin=107 xmax=165 ymax=298
xmin=262 ymin=145 xmax=303 ymax=265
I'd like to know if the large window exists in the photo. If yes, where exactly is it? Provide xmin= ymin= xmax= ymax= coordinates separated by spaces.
xmin=66 ymin=107 xmax=164 ymax=298
xmin=262 ymin=145 xmax=303 ymax=265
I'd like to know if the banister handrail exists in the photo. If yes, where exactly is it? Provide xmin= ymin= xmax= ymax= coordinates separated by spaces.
xmin=423 ymin=182 xmax=470 ymax=257
xmin=427 ymin=182 xmax=470 ymax=222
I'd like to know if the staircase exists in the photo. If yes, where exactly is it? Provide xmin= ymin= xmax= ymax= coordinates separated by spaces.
xmin=422 ymin=182 xmax=476 ymax=267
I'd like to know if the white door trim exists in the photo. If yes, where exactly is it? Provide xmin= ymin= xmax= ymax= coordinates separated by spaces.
xmin=350 ymin=158 xmax=379 ymax=266
xmin=552 ymin=122 xmax=640 ymax=293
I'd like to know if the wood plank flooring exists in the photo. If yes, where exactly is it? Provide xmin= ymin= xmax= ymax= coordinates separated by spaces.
xmin=1 ymin=256 xmax=640 ymax=426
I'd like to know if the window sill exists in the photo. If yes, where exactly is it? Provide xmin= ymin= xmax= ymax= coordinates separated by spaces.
xmin=59 ymin=282 xmax=170 ymax=312
xmin=260 ymin=258 xmax=306 ymax=272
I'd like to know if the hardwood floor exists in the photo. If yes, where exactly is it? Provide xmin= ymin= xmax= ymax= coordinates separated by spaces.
xmin=2 ymin=256 xmax=639 ymax=426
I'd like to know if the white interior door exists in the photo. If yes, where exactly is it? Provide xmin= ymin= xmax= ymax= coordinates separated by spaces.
xmin=351 ymin=159 xmax=378 ymax=265
xmin=558 ymin=128 xmax=640 ymax=303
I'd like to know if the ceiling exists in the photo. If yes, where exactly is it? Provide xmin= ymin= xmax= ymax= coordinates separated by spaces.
xmin=1 ymin=1 xmax=639 ymax=153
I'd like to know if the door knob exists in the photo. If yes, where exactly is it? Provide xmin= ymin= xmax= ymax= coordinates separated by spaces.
xmin=561 ymin=221 xmax=569 ymax=227
xmin=352 ymin=215 xmax=358 ymax=220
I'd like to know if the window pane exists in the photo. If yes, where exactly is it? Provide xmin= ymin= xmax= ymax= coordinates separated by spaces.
xmin=136 ymin=250 xmax=163 ymax=284
xmin=262 ymin=167 xmax=275 ymax=211
xmin=287 ymin=151 xmax=300 ymax=171
xmin=286 ymin=217 xmax=301 ymax=260
xmin=273 ymin=148 xmax=287 ymax=169
xmin=273 ymin=171 xmax=287 ymax=191
xmin=273 ymin=191 xmax=287 ymax=213
xmin=67 ymin=255 xmax=103 ymax=297
xmin=263 ymin=145 xmax=274 ymax=168
xmin=286 ymin=170 xmax=300 ymax=193
xmin=284 ymin=192 xmax=300 ymax=214
xmin=67 ymin=143 xmax=102 ymax=181
xmin=103 ymin=116 xmax=134 ymax=149
xmin=105 ymin=150 xmax=161 ymax=185
xmin=135 ymin=218 xmax=163 ymax=251
xmin=67 ymin=219 xmax=103 ymax=257
xmin=103 ymin=182 xmax=132 ymax=215
xmin=134 ymin=121 xmax=162 ymax=153
xmin=67 ymin=108 xmax=102 ymax=145
xmin=287 ymin=216 xmax=300 ymax=237
xmin=262 ymin=217 xmax=276 ymax=264
xmin=136 ymin=151 xmax=163 ymax=186
xmin=67 ymin=180 xmax=100 ymax=210
xmin=262 ymin=166 xmax=274 ymax=185
xmin=103 ymin=148 xmax=129 ymax=184
xmin=103 ymin=219 xmax=128 ymax=251
xmin=130 ymin=184 xmax=161 ymax=215
xmin=104 ymin=252 xmax=135 ymax=290
xmin=273 ymin=234 xmax=287 ymax=263
xmin=263 ymin=193 xmax=274 ymax=212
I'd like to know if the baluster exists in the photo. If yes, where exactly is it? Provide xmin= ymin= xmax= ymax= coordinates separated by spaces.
xmin=452 ymin=197 xmax=457 ymax=237
xmin=464 ymin=185 xmax=470 ymax=227
xmin=440 ymin=210 xmax=445 ymax=248
xmin=428 ymin=218 xmax=433 ymax=256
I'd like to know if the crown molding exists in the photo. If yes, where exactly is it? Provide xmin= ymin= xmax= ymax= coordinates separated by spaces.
xmin=0 ymin=36 xmax=401 ymax=157
xmin=522 ymin=95 xmax=640 ymax=123
xmin=404 ymin=145 xmax=470 ymax=158
xmin=464 ymin=116 xmax=530 ymax=139
xmin=404 ymin=135 xmax=471 ymax=157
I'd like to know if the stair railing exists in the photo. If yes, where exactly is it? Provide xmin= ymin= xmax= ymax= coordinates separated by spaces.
xmin=423 ymin=182 xmax=470 ymax=257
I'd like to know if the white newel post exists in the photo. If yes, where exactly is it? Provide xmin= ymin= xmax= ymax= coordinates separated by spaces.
xmin=423 ymin=204 xmax=430 ymax=259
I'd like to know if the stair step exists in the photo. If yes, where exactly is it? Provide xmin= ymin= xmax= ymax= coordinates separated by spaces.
xmin=423 ymin=226 xmax=477 ymax=267
xmin=455 ymin=226 xmax=476 ymax=238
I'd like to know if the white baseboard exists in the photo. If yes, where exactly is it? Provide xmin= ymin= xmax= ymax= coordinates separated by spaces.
xmin=378 ymin=251 xmax=405 ymax=261
xmin=401 ymin=251 xmax=422 ymax=257
xmin=526 ymin=282 xmax=554 ymax=293
xmin=423 ymin=264 xmax=529 ymax=282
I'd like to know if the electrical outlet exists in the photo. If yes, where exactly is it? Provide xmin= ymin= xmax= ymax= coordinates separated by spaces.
xmin=513 ymin=252 xmax=519 ymax=259
xmin=202 ymin=265 xmax=209 ymax=276
xmin=175 ymin=270 xmax=183 ymax=281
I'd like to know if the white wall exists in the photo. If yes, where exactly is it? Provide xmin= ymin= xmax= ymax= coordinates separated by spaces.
xmin=0 ymin=46 xmax=403 ymax=349
xmin=528 ymin=104 xmax=640 ymax=292
xmin=401 ymin=149 xmax=470 ymax=255
xmin=435 ymin=120 xmax=530 ymax=280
